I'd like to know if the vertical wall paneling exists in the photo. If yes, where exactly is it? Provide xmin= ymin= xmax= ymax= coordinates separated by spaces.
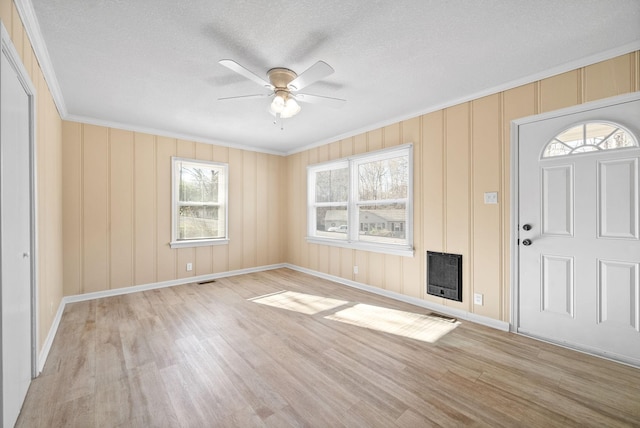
xmin=82 ymin=125 xmax=109 ymax=293
xmin=0 ymin=0 xmax=12 ymax=27
xmin=402 ymin=117 xmax=422 ymax=299
xmin=383 ymin=122 xmax=401 ymax=148
xmin=298 ymin=152 xmax=309 ymax=269
xmin=339 ymin=248 xmax=353 ymax=281
xmin=328 ymin=246 xmax=341 ymax=277
xmin=540 ymin=71 xmax=580 ymax=113
xmin=584 ymin=53 xmax=633 ymax=102
xmin=20 ymin=28 xmax=29 ymax=74
xmin=354 ymin=133 xmax=367 ymax=155
xmin=256 ymin=153 xmax=269 ymax=267
xmin=367 ymin=129 xmax=383 ymax=152
xmin=340 ymin=137 xmax=354 ymax=158
xmin=384 ymin=255 xmax=402 ymax=294
xmin=354 ymin=250 xmax=369 ymax=285
xmin=422 ymin=111 xmax=445 ymax=256
xmin=635 ymin=51 xmax=639 ymax=91
xmin=472 ymin=95 xmax=501 ymax=319
xmin=242 ymin=151 xmax=257 ymax=269
xmin=368 ymin=252 xmax=384 ymax=289
xmin=267 ymin=155 xmax=282 ymax=266
xmin=62 ymin=122 xmax=82 ymax=295
xmin=227 ymin=148 xmax=244 ymax=271
xmin=133 ymin=133 xmax=157 ymax=284
xmin=10 ymin=3 xmax=22 ymax=55
xmin=109 ymin=129 xmax=134 ymax=289
xmin=63 ymin=123 xmax=285 ymax=294
xmin=444 ymin=104 xmax=471 ymax=310
xmin=316 ymin=144 xmax=329 ymax=163
xmin=155 ymin=137 xmax=177 ymax=281
xmin=328 ymin=141 xmax=340 ymax=160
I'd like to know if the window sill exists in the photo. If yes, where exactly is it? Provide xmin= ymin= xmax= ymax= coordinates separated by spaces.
xmin=306 ymin=237 xmax=414 ymax=257
xmin=170 ymin=238 xmax=229 ymax=249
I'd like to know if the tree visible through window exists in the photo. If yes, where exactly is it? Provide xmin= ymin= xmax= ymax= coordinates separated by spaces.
xmin=307 ymin=144 xmax=413 ymax=255
xmin=171 ymin=158 xmax=228 ymax=247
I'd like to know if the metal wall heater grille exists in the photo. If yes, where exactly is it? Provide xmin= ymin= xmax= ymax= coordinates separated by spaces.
xmin=427 ymin=251 xmax=462 ymax=302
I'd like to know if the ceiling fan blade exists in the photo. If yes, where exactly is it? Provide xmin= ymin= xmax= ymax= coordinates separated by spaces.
xmin=218 ymin=93 xmax=272 ymax=101
xmin=295 ymin=93 xmax=346 ymax=108
xmin=219 ymin=59 xmax=274 ymax=89
xmin=288 ymin=61 xmax=334 ymax=91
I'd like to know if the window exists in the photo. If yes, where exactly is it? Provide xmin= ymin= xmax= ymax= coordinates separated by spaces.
xmin=542 ymin=121 xmax=637 ymax=158
xmin=170 ymin=157 xmax=228 ymax=248
xmin=307 ymin=144 xmax=413 ymax=256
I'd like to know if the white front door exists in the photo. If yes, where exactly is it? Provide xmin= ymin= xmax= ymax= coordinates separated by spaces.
xmin=1 ymin=38 xmax=34 ymax=426
xmin=518 ymin=95 xmax=640 ymax=366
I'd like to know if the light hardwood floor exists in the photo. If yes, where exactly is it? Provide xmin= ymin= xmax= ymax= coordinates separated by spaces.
xmin=17 ymin=268 xmax=640 ymax=427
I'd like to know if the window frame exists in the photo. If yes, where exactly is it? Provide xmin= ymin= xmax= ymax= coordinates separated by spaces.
xmin=307 ymin=144 xmax=414 ymax=257
xmin=170 ymin=157 xmax=229 ymax=249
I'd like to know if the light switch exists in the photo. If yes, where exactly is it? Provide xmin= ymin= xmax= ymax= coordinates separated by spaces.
xmin=474 ymin=293 xmax=483 ymax=305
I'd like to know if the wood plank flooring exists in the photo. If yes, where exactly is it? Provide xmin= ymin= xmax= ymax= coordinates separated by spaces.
xmin=17 ymin=268 xmax=640 ymax=427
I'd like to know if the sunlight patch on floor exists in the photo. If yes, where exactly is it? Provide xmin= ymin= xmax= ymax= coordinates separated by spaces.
xmin=325 ymin=303 xmax=460 ymax=343
xmin=250 ymin=290 xmax=349 ymax=315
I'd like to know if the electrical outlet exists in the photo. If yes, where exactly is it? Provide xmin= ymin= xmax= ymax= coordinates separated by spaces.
xmin=186 ymin=263 xmax=193 ymax=271
xmin=353 ymin=265 xmax=359 ymax=274
xmin=484 ymin=192 xmax=498 ymax=204
xmin=474 ymin=293 xmax=483 ymax=305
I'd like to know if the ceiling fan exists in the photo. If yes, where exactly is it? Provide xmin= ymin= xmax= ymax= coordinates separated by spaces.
xmin=218 ymin=59 xmax=345 ymax=126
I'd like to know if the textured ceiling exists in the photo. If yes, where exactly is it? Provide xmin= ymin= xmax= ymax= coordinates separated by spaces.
xmin=26 ymin=0 xmax=640 ymax=154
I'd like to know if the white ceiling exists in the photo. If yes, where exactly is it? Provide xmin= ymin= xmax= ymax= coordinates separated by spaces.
xmin=23 ymin=0 xmax=640 ymax=154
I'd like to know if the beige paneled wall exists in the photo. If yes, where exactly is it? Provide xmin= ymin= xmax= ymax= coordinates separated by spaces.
xmin=62 ymin=123 xmax=285 ymax=295
xmin=286 ymin=51 xmax=640 ymax=322
xmin=1 ymin=0 xmax=64 ymax=352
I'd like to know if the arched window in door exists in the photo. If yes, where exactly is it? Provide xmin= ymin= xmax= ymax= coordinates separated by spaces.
xmin=542 ymin=122 xmax=637 ymax=158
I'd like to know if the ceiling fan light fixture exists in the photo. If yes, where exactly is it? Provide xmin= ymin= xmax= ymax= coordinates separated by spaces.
xmin=270 ymin=93 xmax=286 ymax=114
xmin=280 ymin=97 xmax=301 ymax=118
xmin=269 ymin=91 xmax=301 ymax=118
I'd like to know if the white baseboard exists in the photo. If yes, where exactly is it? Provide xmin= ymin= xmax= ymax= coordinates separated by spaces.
xmin=63 ymin=263 xmax=286 ymax=304
xmin=36 ymin=263 xmax=286 ymax=371
xmin=284 ymin=264 xmax=511 ymax=332
xmin=37 ymin=262 xmax=510 ymax=372
xmin=37 ymin=298 xmax=66 ymax=373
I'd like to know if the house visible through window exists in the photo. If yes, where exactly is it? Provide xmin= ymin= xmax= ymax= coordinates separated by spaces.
xmin=307 ymin=144 xmax=413 ymax=256
xmin=171 ymin=157 xmax=228 ymax=248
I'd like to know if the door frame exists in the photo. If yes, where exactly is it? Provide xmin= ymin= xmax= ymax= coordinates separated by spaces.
xmin=509 ymin=91 xmax=640 ymax=352
xmin=0 ymin=20 xmax=38 ymax=383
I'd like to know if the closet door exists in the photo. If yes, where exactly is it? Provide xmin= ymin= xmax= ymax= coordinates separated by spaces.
xmin=1 ymin=29 xmax=35 ymax=428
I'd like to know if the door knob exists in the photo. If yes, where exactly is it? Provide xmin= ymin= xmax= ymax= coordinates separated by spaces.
xmin=23 ymin=252 xmax=30 ymax=258
xmin=522 ymin=239 xmax=532 ymax=246
xmin=522 ymin=224 xmax=532 ymax=231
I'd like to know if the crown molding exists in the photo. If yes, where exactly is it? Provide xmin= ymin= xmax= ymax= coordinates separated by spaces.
xmin=64 ymin=114 xmax=287 ymax=156
xmin=14 ymin=0 xmax=67 ymax=116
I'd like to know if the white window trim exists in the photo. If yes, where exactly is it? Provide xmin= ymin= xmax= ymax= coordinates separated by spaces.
xmin=306 ymin=143 xmax=414 ymax=257
xmin=170 ymin=157 xmax=229 ymax=249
